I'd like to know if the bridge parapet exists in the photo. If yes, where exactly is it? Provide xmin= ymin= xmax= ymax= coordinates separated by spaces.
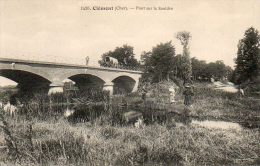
xmin=0 ymin=58 xmax=143 ymax=74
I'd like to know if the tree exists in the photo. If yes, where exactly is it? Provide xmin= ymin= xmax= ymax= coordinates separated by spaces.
xmin=141 ymin=41 xmax=176 ymax=83
xmin=205 ymin=61 xmax=231 ymax=81
xmin=191 ymin=57 xmax=207 ymax=80
xmin=172 ymin=54 xmax=182 ymax=78
xmin=176 ymin=31 xmax=192 ymax=85
xmin=233 ymin=27 xmax=260 ymax=84
xmin=98 ymin=44 xmax=140 ymax=69
xmin=190 ymin=58 xmax=233 ymax=82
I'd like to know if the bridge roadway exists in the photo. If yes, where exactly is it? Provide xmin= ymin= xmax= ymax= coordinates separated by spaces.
xmin=0 ymin=58 xmax=142 ymax=95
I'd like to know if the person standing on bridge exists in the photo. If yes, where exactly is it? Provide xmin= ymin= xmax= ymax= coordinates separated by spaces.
xmin=85 ymin=56 xmax=89 ymax=66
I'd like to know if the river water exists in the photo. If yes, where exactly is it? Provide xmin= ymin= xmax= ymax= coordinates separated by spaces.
xmin=192 ymin=120 xmax=242 ymax=130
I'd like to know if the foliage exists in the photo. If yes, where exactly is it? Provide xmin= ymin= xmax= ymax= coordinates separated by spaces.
xmin=206 ymin=61 xmax=233 ymax=81
xmin=191 ymin=57 xmax=208 ymax=80
xmin=197 ymin=60 xmax=233 ymax=81
xmin=140 ymin=31 xmax=232 ymax=84
xmin=233 ymin=27 xmax=260 ymax=84
xmin=141 ymin=41 xmax=176 ymax=83
xmin=98 ymin=44 xmax=140 ymax=69
xmin=176 ymin=31 xmax=191 ymax=46
xmin=171 ymin=56 xmax=232 ymax=82
xmin=0 ymin=82 xmax=260 ymax=165
xmin=176 ymin=31 xmax=192 ymax=84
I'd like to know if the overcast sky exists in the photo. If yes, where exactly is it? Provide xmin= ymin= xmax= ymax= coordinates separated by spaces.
xmin=1 ymin=0 xmax=260 ymax=86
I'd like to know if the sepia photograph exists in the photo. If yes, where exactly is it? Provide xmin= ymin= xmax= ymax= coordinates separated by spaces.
xmin=0 ymin=0 xmax=259 ymax=165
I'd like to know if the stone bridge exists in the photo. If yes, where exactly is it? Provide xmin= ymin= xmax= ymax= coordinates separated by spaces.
xmin=0 ymin=58 xmax=142 ymax=95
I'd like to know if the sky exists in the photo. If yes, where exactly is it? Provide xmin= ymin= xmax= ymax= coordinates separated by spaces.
xmin=0 ymin=0 xmax=260 ymax=86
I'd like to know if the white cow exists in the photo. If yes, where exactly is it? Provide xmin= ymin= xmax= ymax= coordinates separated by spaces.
xmin=3 ymin=102 xmax=18 ymax=117
xmin=123 ymin=111 xmax=143 ymax=124
xmin=64 ymin=107 xmax=75 ymax=118
xmin=0 ymin=101 xmax=4 ymax=108
xmin=238 ymin=88 xmax=244 ymax=97
xmin=134 ymin=118 xmax=145 ymax=128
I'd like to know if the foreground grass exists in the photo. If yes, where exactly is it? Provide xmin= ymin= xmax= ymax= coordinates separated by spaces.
xmin=0 ymin=118 xmax=259 ymax=166
xmin=0 ymin=82 xmax=259 ymax=165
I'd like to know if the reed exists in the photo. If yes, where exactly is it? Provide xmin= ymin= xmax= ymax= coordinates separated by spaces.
xmin=0 ymin=82 xmax=259 ymax=165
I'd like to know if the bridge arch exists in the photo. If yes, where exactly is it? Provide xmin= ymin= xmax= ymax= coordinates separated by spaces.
xmin=67 ymin=74 xmax=105 ymax=91
xmin=0 ymin=69 xmax=52 ymax=93
xmin=112 ymin=75 xmax=136 ymax=94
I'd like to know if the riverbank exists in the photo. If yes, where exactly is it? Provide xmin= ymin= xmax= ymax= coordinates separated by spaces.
xmin=0 ymin=117 xmax=259 ymax=166
xmin=0 ymin=82 xmax=259 ymax=165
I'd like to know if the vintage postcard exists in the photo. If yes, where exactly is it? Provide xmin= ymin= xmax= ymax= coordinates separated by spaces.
xmin=0 ymin=0 xmax=259 ymax=165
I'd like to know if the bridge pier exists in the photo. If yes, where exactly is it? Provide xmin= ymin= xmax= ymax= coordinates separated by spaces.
xmin=132 ymin=79 xmax=139 ymax=92
xmin=103 ymin=81 xmax=114 ymax=95
xmin=48 ymin=83 xmax=64 ymax=95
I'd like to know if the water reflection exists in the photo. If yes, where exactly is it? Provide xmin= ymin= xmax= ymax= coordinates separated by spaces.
xmin=192 ymin=120 xmax=242 ymax=130
xmin=61 ymin=103 xmax=107 ymax=123
xmin=60 ymin=102 xmax=256 ymax=130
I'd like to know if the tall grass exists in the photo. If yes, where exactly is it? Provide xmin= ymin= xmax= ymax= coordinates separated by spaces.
xmin=0 ymin=116 xmax=259 ymax=165
xmin=0 ymin=83 xmax=259 ymax=165
xmin=190 ymin=85 xmax=260 ymax=123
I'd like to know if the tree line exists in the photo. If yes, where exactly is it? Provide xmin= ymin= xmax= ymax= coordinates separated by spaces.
xmin=98 ymin=27 xmax=260 ymax=89
xmin=140 ymin=43 xmax=232 ymax=83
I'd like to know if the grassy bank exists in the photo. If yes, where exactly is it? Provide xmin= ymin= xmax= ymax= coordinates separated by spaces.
xmin=189 ymin=83 xmax=260 ymax=123
xmin=0 ymin=82 xmax=259 ymax=165
xmin=0 ymin=117 xmax=259 ymax=166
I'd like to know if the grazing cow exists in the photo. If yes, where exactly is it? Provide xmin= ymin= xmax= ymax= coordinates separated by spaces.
xmin=123 ymin=111 xmax=143 ymax=124
xmin=3 ymin=102 xmax=18 ymax=117
xmin=238 ymin=88 xmax=244 ymax=97
xmin=134 ymin=118 xmax=145 ymax=128
xmin=64 ymin=107 xmax=75 ymax=118
xmin=0 ymin=101 xmax=4 ymax=109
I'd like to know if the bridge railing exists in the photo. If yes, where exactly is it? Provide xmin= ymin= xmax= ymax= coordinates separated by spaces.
xmin=99 ymin=64 xmax=142 ymax=71
xmin=0 ymin=57 xmax=143 ymax=72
